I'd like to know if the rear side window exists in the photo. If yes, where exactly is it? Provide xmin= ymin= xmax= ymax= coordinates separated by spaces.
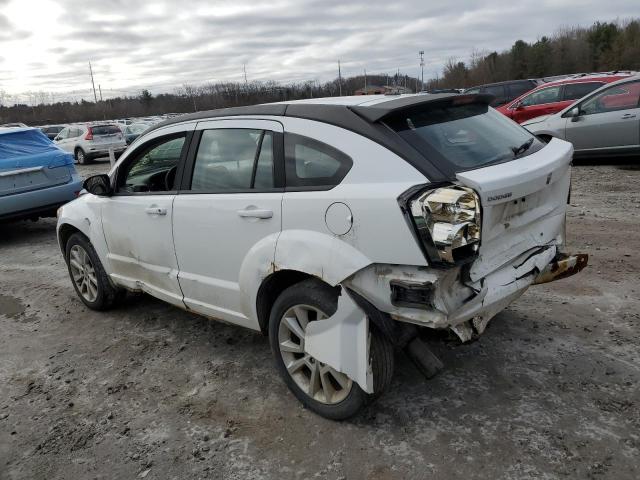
xmin=284 ymin=133 xmax=352 ymax=188
xmin=508 ymin=81 xmax=535 ymax=99
xmin=562 ymin=82 xmax=604 ymax=101
xmin=190 ymin=129 xmax=274 ymax=192
xmin=483 ymin=85 xmax=506 ymax=106
xmin=92 ymin=125 xmax=121 ymax=136
xmin=385 ymin=101 xmax=543 ymax=173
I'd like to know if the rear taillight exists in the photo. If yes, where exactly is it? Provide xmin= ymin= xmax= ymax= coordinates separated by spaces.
xmin=84 ymin=127 xmax=93 ymax=140
xmin=399 ymin=185 xmax=481 ymax=266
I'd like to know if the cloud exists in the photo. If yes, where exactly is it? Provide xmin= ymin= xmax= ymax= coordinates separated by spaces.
xmin=0 ymin=0 xmax=638 ymax=100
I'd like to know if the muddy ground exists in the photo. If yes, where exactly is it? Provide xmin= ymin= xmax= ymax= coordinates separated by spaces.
xmin=1 ymin=158 xmax=639 ymax=480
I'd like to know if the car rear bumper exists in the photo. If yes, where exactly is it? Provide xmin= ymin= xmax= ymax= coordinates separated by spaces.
xmin=86 ymin=145 xmax=127 ymax=157
xmin=345 ymin=246 xmax=588 ymax=341
xmin=0 ymin=173 xmax=83 ymax=221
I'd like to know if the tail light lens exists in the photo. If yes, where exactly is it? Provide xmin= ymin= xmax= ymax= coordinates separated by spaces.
xmin=84 ymin=127 xmax=93 ymax=140
xmin=402 ymin=185 xmax=481 ymax=265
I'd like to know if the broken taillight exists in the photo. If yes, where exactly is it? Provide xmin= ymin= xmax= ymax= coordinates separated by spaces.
xmin=400 ymin=185 xmax=481 ymax=265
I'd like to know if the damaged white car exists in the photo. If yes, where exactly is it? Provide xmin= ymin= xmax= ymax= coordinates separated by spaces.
xmin=56 ymin=94 xmax=587 ymax=419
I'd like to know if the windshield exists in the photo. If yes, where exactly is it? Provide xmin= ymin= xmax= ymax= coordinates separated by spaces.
xmin=385 ymin=102 xmax=543 ymax=172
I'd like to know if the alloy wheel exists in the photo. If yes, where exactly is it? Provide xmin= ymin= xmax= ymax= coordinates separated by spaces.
xmin=278 ymin=304 xmax=353 ymax=404
xmin=68 ymin=244 xmax=98 ymax=302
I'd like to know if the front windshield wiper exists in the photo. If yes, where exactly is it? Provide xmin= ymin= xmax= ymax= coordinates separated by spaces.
xmin=511 ymin=137 xmax=534 ymax=158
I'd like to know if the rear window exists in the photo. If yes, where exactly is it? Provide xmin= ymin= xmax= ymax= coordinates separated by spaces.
xmin=385 ymin=101 xmax=544 ymax=173
xmin=92 ymin=125 xmax=121 ymax=136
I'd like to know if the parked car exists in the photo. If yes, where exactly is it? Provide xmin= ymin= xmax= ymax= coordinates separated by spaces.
xmin=54 ymin=123 xmax=126 ymax=164
xmin=496 ymin=74 xmax=631 ymax=124
xmin=464 ymin=79 xmax=540 ymax=106
xmin=0 ymin=122 xmax=28 ymax=128
xmin=40 ymin=125 xmax=66 ymax=140
xmin=523 ymin=75 xmax=640 ymax=157
xmin=123 ymin=123 xmax=151 ymax=145
xmin=57 ymin=94 xmax=587 ymax=419
xmin=1 ymin=127 xmax=83 ymax=222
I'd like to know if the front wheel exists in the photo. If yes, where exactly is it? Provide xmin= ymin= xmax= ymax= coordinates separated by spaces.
xmin=65 ymin=233 xmax=123 ymax=310
xmin=269 ymin=279 xmax=394 ymax=420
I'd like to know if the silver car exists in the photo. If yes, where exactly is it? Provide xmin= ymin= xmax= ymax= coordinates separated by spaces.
xmin=54 ymin=123 xmax=127 ymax=164
xmin=523 ymin=75 xmax=640 ymax=157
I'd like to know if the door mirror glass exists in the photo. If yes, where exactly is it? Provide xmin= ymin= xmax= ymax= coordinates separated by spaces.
xmin=83 ymin=174 xmax=113 ymax=196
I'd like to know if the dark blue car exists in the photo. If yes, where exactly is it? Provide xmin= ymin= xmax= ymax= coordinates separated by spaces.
xmin=0 ymin=127 xmax=83 ymax=222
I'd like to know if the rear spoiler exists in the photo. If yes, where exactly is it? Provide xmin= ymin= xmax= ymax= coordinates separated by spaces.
xmin=349 ymin=93 xmax=495 ymax=123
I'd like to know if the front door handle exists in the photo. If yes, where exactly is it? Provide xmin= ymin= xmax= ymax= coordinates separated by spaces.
xmin=237 ymin=208 xmax=273 ymax=219
xmin=145 ymin=206 xmax=167 ymax=215
xmin=621 ymin=113 xmax=636 ymax=119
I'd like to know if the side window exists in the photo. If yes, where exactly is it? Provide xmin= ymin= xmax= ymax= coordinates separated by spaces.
xmin=483 ymin=85 xmax=506 ymax=106
xmin=72 ymin=128 xmax=82 ymax=138
xmin=563 ymin=82 xmax=603 ymax=101
xmin=284 ymin=133 xmax=352 ymax=188
xmin=508 ymin=81 xmax=535 ymax=99
xmin=520 ymin=86 xmax=561 ymax=107
xmin=118 ymin=135 xmax=186 ymax=193
xmin=465 ymin=87 xmax=481 ymax=94
xmin=581 ymin=81 xmax=640 ymax=115
xmin=190 ymin=129 xmax=271 ymax=192
xmin=57 ymin=128 xmax=69 ymax=139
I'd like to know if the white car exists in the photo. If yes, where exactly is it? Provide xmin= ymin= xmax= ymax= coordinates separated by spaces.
xmin=522 ymin=75 xmax=640 ymax=157
xmin=54 ymin=123 xmax=127 ymax=164
xmin=56 ymin=94 xmax=587 ymax=419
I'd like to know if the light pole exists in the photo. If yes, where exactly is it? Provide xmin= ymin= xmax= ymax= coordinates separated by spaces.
xmin=419 ymin=51 xmax=425 ymax=92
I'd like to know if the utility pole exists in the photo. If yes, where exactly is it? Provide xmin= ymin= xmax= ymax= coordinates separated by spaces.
xmin=338 ymin=60 xmax=342 ymax=96
xmin=364 ymin=69 xmax=367 ymax=93
xmin=98 ymin=84 xmax=103 ymax=101
xmin=243 ymin=63 xmax=248 ymax=86
xmin=89 ymin=61 xmax=98 ymax=103
xmin=419 ymin=50 xmax=425 ymax=92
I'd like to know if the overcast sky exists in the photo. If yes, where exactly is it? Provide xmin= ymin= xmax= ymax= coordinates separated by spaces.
xmin=0 ymin=0 xmax=637 ymax=102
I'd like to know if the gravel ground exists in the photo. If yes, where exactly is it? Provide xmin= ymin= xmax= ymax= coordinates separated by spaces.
xmin=1 ymin=158 xmax=639 ymax=480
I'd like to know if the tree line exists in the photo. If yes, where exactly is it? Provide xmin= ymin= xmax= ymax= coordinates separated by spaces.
xmin=1 ymin=19 xmax=639 ymax=126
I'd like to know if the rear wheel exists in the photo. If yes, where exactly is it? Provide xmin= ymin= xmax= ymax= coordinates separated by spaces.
xmin=269 ymin=279 xmax=394 ymax=420
xmin=65 ymin=233 xmax=123 ymax=310
xmin=75 ymin=148 xmax=89 ymax=164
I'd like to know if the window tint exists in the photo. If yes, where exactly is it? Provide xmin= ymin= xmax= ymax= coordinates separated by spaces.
xmin=563 ymin=82 xmax=603 ymax=101
xmin=580 ymin=81 xmax=640 ymax=115
xmin=385 ymin=103 xmax=543 ymax=172
xmin=508 ymin=81 xmax=535 ymax=99
xmin=521 ymin=86 xmax=561 ymax=106
xmin=57 ymin=128 xmax=69 ymax=139
xmin=483 ymin=85 xmax=506 ymax=106
xmin=253 ymin=132 xmax=274 ymax=189
xmin=120 ymin=135 xmax=186 ymax=193
xmin=92 ymin=125 xmax=121 ymax=136
xmin=284 ymin=133 xmax=352 ymax=188
xmin=190 ymin=129 xmax=263 ymax=192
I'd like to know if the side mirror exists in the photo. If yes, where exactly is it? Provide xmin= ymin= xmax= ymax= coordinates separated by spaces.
xmin=569 ymin=107 xmax=581 ymax=122
xmin=83 ymin=174 xmax=113 ymax=197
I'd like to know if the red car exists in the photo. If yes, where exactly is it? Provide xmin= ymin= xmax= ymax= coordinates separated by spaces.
xmin=496 ymin=74 xmax=633 ymax=123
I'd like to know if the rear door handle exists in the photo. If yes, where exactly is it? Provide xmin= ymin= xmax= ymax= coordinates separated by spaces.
xmin=145 ymin=206 xmax=167 ymax=215
xmin=237 ymin=208 xmax=273 ymax=219
xmin=621 ymin=113 xmax=636 ymax=119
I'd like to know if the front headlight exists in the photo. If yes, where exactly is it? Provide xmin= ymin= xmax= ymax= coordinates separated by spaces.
xmin=408 ymin=186 xmax=481 ymax=264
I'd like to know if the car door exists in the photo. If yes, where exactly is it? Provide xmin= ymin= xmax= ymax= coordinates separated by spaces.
xmin=513 ymin=85 xmax=562 ymax=123
xmin=564 ymin=80 xmax=640 ymax=152
xmin=100 ymin=123 xmax=194 ymax=306
xmin=172 ymin=119 xmax=284 ymax=329
xmin=54 ymin=127 xmax=72 ymax=152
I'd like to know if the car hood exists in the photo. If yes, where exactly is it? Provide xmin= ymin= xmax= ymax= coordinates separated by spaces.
xmin=521 ymin=114 xmax=553 ymax=127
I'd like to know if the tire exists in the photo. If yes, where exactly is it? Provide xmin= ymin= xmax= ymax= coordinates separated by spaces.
xmin=64 ymin=233 xmax=123 ymax=310
xmin=268 ymin=279 xmax=394 ymax=420
xmin=74 ymin=148 xmax=89 ymax=165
